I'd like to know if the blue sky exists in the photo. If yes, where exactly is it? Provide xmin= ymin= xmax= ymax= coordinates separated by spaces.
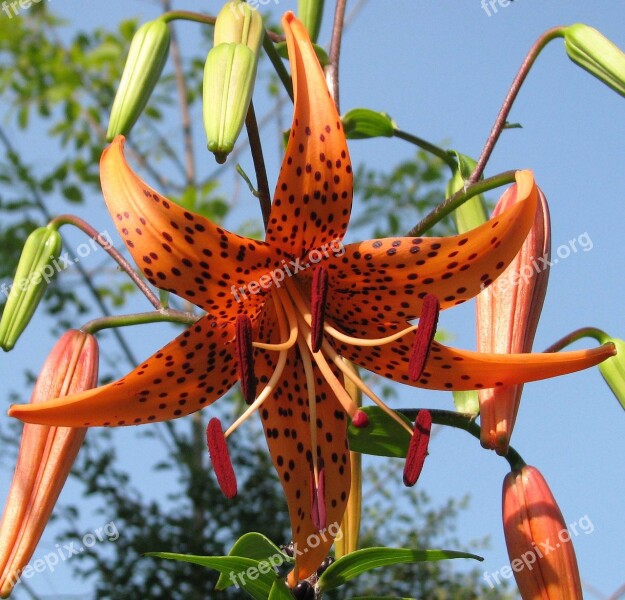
xmin=2 ymin=1 xmax=625 ymax=598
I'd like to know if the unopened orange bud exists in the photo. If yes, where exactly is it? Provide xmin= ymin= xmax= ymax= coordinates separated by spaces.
xmin=477 ymin=185 xmax=550 ymax=455
xmin=502 ymin=465 xmax=583 ymax=599
xmin=0 ymin=330 xmax=98 ymax=597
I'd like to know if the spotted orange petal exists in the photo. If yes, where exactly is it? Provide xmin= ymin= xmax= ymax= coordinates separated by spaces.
xmin=9 ymin=316 xmax=242 ymax=427
xmin=322 ymin=171 xmax=538 ymax=326
xmin=334 ymin=329 xmax=615 ymax=391
xmin=265 ymin=13 xmax=353 ymax=258
xmin=101 ymin=136 xmax=281 ymax=321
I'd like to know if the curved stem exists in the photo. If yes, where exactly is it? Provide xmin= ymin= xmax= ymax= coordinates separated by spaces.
xmin=327 ymin=0 xmax=348 ymax=109
xmin=405 ymin=170 xmax=516 ymax=236
xmin=393 ymin=129 xmax=457 ymax=172
xmin=543 ymin=327 xmax=608 ymax=353
xmin=469 ymin=26 xmax=565 ymax=184
xmin=400 ymin=409 xmax=526 ymax=471
xmin=160 ymin=10 xmax=216 ymax=26
xmin=245 ymin=101 xmax=272 ymax=228
xmin=49 ymin=214 xmax=162 ymax=310
xmin=82 ymin=309 xmax=199 ymax=334
xmin=263 ymin=31 xmax=293 ymax=101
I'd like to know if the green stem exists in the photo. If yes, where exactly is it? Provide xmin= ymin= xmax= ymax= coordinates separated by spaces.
xmin=400 ymin=409 xmax=526 ymax=471
xmin=543 ymin=327 xmax=608 ymax=353
xmin=405 ymin=170 xmax=516 ymax=236
xmin=49 ymin=214 xmax=162 ymax=310
xmin=392 ymin=129 xmax=457 ymax=172
xmin=82 ymin=309 xmax=199 ymax=335
xmin=245 ymin=100 xmax=272 ymax=228
xmin=469 ymin=26 xmax=566 ymax=184
xmin=160 ymin=10 xmax=216 ymax=26
xmin=263 ymin=30 xmax=293 ymax=101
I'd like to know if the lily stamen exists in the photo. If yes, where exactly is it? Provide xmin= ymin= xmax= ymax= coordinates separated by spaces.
xmin=310 ymin=468 xmax=327 ymax=530
xmin=206 ymin=418 xmax=237 ymax=498
xmin=310 ymin=266 xmax=329 ymax=353
xmin=235 ymin=314 xmax=256 ymax=404
xmin=408 ymin=294 xmax=440 ymax=381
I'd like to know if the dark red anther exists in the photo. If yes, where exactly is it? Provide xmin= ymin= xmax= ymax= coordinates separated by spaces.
xmin=403 ymin=409 xmax=432 ymax=487
xmin=351 ymin=410 xmax=369 ymax=429
xmin=310 ymin=468 xmax=327 ymax=530
xmin=206 ymin=418 xmax=238 ymax=498
xmin=311 ymin=266 xmax=329 ymax=353
xmin=408 ymin=294 xmax=440 ymax=381
xmin=235 ymin=314 xmax=256 ymax=404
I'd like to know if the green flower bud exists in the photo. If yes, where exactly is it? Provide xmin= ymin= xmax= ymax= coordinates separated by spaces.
xmin=0 ymin=226 xmax=63 ymax=351
xmin=298 ymin=0 xmax=325 ymax=43
xmin=106 ymin=19 xmax=170 ymax=141
xmin=446 ymin=152 xmax=488 ymax=234
xmin=598 ymin=337 xmax=625 ymax=410
xmin=341 ymin=108 xmax=395 ymax=140
xmin=203 ymin=43 xmax=257 ymax=163
xmin=214 ymin=1 xmax=264 ymax=53
xmin=564 ymin=24 xmax=625 ymax=98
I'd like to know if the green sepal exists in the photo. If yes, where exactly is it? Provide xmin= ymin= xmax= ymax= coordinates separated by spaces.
xmin=446 ymin=152 xmax=488 ymax=234
xmin=598 ymin=337 xmax=625 ymax=411
xmin=215 ymin=1 xmax=264 ymax=54
xmin=298 ymin=0 xmax=325 ymax=43
xmin=317 ymin=547 xmax=483 ymax=592
xmin=341 ymin=108 xmax=396 ymax=140
xmin=215 ymin=532 xmax=292 ymax=590
xmin=0 ymin=226 xmax=63 ymax=351
xmin=203 ymin=42 xmax=257 ymax=163
xmin=564 ymin=24 xmax=625 ymax=98
xmin=106 ymin=19 xmax=170 ymax=140
xmin=348 ymin=406 xmax=411 ymax=458
xmin=274 ymin=40 xmax=330 ymax=67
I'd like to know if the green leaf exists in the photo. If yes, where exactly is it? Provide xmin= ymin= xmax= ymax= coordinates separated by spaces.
xmin=62 ymin=184 xmax=83 ymax=203
xmin=317 ymin=547 xmax=483 ymax=591
xmin=342 ymin=108 xmax=395 ymax=139
xmin=216 ymin=532 xmax=291 ymax=590
xmin=348 ymin=406 xmax=411 ymax=458
xmin=268 ymin=579 xmax=294 ymax=600
xmin=146 ymin=552 xmax=276 ymax=600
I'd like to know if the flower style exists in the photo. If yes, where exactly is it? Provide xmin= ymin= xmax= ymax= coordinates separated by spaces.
xmin=0 ymin=330 xmax=97 ymax=597
xmin=477 ymin=187 xmax=551 ymax=454
xmin=8 ymin=13 xmax=614 ymax=585
xmin=502 ymin=465 xmax=583 ymax=598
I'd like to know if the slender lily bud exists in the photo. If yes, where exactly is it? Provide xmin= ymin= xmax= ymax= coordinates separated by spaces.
xmin=203 ymin=43 xmax=258 ymax=163
xmin=298 ymin=0 xmax=325 ymax=43
xmin=214 ymin=1 xmax=264 ymax=51
xmin=106 ymin=19 xmax=170 ymax=140
xmin=0 ymin=330 xmax=98 ymax=597
xmin=502 ymin=466 xmax=583 ymax=599
xmin=447 ymin=154 xmax=487 ymax=414
xmin=0 ymin=226 xmax=63 ymax=351
xmin=446 ymin=153 xmax=488 ymax=234
xmin=593 ymin=333 xmax=625 ymax=411
xmin=564 ymin=24 xmax=625 ymax=98
xmin=476 ymin=185 xmax=550 ymax=455
xmin=335 ymin=359 xmax=361 ymax=559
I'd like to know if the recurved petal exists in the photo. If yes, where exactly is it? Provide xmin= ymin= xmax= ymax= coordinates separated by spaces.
xmin=333 ymin=326 xmax=615 ymax=391
xmin=265 ymin=13 xmax=353 ymax=257
xmin=101 ymin=136 xmax=280 ymax=320
xmin=321 ymin=171 xmax=538 ymax=327
xmin=9 ymin=316 xmax=241 ymax=428
xmin=255 ymin=342 xmax=349 ymax=585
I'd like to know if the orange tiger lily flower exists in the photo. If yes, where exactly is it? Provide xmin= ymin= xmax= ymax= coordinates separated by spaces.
xmin=8 ymin=13 xmax=614 ymax=585
xmin=0 ymin=330 xmax=97 ymax=597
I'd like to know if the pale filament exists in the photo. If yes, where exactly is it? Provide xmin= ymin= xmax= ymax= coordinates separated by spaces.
xmin=297 ymin=335 xmax=320 ymax=485
xmin=225 ymin=290 xmax=291 ymax=438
